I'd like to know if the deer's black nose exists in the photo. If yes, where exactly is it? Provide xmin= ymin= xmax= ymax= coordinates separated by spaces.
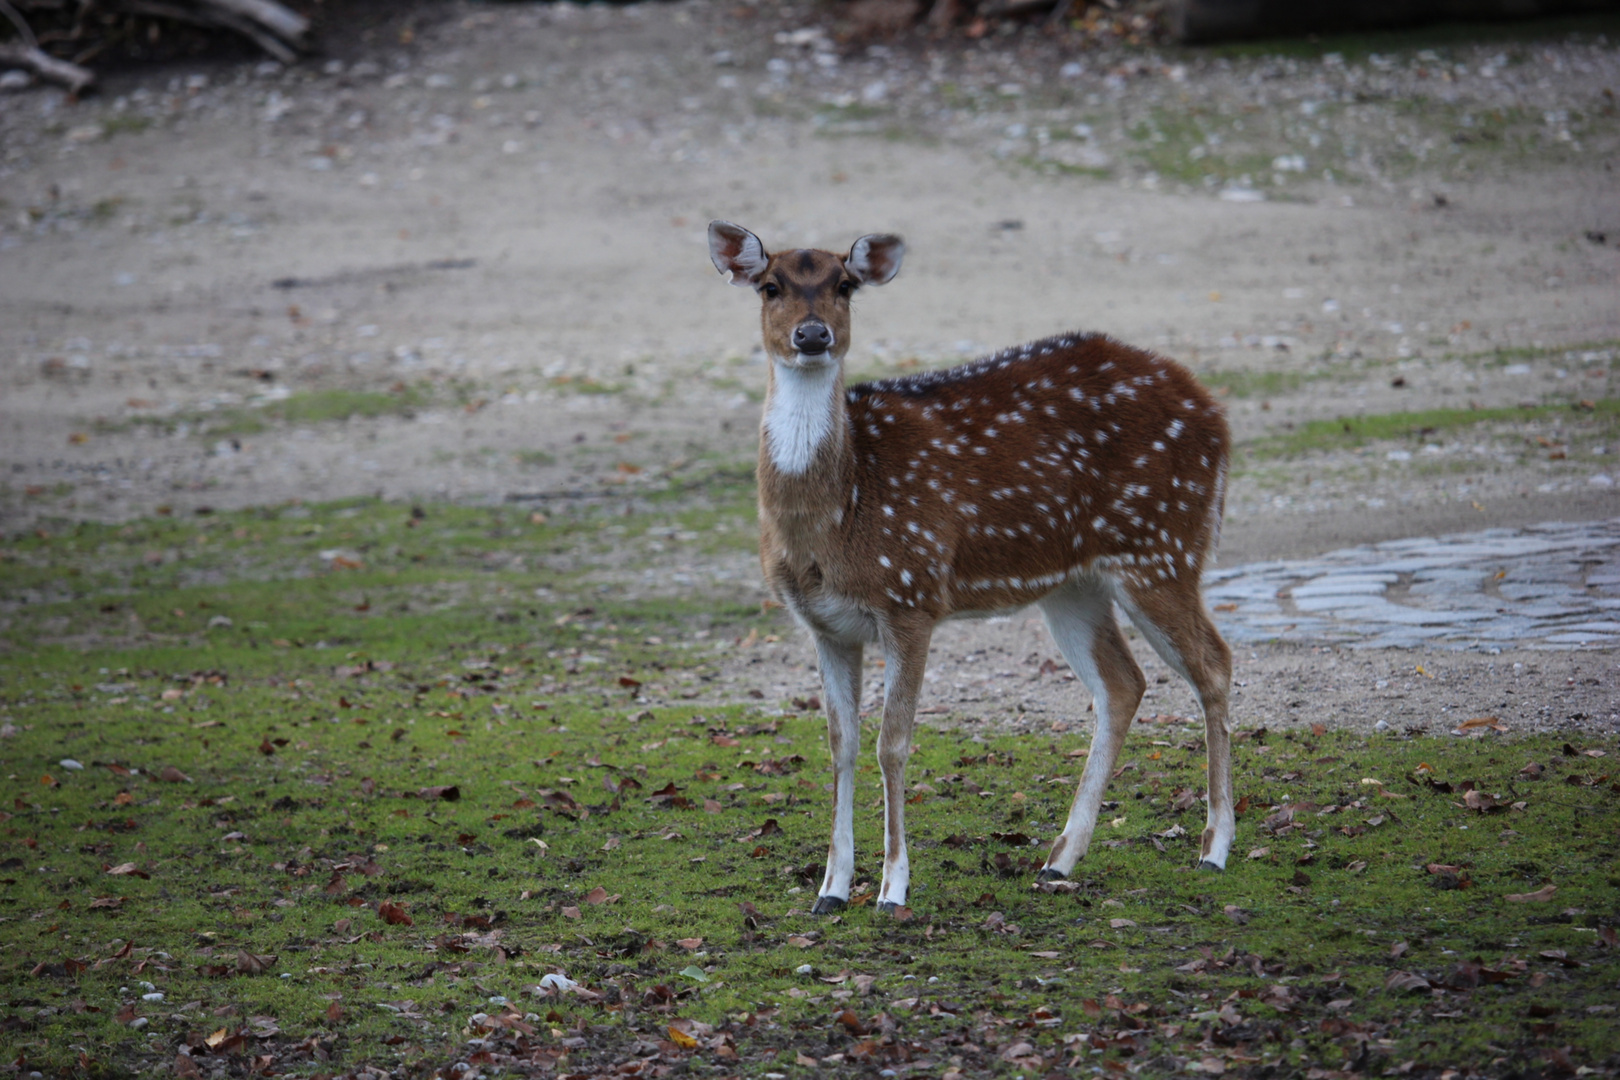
xmin=792 ymin=321 xmax=833 ymax=355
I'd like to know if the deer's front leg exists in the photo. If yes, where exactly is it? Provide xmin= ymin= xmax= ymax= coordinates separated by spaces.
xmin=875 ymin=620 xmax=932 ymax=914
xmin=812 ymin=637 xmax=862 ymax=915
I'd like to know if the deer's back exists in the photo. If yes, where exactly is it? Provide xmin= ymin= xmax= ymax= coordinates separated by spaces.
xmin=834 ymin=332 xmax=1228 ymax=617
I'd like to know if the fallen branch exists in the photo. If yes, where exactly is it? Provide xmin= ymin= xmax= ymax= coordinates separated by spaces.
xmin=5 ymin=0 xmax=309 ymax=79
xmin=0 ymin=40 xmax=95 ymax=93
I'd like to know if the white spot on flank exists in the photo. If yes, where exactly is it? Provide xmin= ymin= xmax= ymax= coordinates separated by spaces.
xmin=878 ymin=555 xmax=892 ymax=568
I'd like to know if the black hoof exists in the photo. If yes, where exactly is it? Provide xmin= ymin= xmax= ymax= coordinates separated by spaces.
xmin=1196 ymin=859 xmax=1224 ymax=872
xmin=876 ymin=900 xmax=898 ymax=914
xmin=1035 ymin=867 xmax=1067 ymax=883
xmin=810 ymin=895 xmax=847 ymax=915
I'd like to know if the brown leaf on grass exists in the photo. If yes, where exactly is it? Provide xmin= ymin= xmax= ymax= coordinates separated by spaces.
xmin=106 ymin=862 xmax=149 ymax=879
xmin=743 ymin=818 xmax=782 ymax=841
xmin=258 ymin=739 xmax=276 ymax=756
xmin=417 ymin=785 xmax=460 ymax=801
xmin=561 ymin=906 xmax=582 ymax=920
xmin=174 ymin=1052 xmax=202 ymax=1078
xmin=1539 ymin=949 xmax=1583 ymax=968
xmin=236 ymin=950 xmax=276 ymax=974
xmin=159 ymin=766 xmax=192 ymax=782
xmin=583 ymin=886 xmax=620 ymax=905
xmin=834 ymin=1009 xmax=866 ymax=1035
xmin=1384 ymin=970 xmax=1432 ymax=993
xmin=1505 ymin=885 xmax=1558 ymax=903
xmin=376 ymin=901 xmax=413 ymax=926
xmin=1598 ymin=926 xmax=1619 ymax=948
xmin=796 ymin=1052 xmax=817 ymax=1066
xmin=676 ymin=937 xmax=703 ymax=950
xmin=1452 ymin=716 xmax=1507 ymax=735
xmin=325 ymin=1001 xmax=344 ymax=1023
xmin=1222 ymin=905 xmax=1251 ymax=925
xmin=1462 ymin=789 xmax=1500 ymax=812
xmin=90 ymin=896 xmax=124 ymax=910
xmin=786 ymin=935 xmax=816 ymax=949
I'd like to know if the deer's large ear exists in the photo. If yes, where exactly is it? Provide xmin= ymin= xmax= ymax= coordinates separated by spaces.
xmin=708 ymin=221 xmax=770 ymax=287
xmin=847 ymin=234 xmax=904 ymax=286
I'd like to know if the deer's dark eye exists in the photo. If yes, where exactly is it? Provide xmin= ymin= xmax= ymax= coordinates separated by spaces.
xmin=837 ymin=280 xmax=854 ymax=298
xmin=762 ymin=282 xmax=781 ymax=299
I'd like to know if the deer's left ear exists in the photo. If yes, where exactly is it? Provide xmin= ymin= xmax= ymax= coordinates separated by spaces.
xmin=847 ymin=234 xmax=905 ymax=286
xmin=709 ymin=221 xmax=770 ymax=287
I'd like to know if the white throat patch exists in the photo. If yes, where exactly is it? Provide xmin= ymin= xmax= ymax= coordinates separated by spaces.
xmin=764 ymin=358 xmax=838 ymax=475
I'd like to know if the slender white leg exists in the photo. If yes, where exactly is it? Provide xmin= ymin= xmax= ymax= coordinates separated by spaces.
xmin=1117 ymin=579 xmax=1235 ymax=870
xmin=812 ymin=636 xmax=862 ymax=913
xmin=1036 ymin=576 xmax=1145 ymax=880
xmin=874 ymin=620 xmax=931 ymax=912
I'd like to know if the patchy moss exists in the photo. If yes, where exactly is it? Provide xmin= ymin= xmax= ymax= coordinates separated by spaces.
xmin=1244 ymin=398 xmax=1620 ymax=459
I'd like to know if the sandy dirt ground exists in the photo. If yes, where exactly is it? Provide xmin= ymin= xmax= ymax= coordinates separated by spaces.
xmin=1 ymin=0 xmax=1617 ymax=734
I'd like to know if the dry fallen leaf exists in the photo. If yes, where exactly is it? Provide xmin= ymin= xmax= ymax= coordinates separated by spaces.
xmin=667 ymin=1024 xmax=697 ymax=1049
xmin=1505 ymin=885 xmax=1557 ymax=903
xmin=235 ymin=949 xmax=276 ymax=974
xmin=377 ymin=900 xmax=414 ymax=926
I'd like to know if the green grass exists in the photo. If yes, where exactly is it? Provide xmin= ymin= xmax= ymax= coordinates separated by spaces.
xmin=1199 ymin=367 xmax=1314 ymax=401
xmin=3 ymin=491 xmax=1618 ymax=1076
xmin=101 ymin=387 xmax=431 ymax=440
xmin=1245 ymin=398 xmax=1620 ymax=459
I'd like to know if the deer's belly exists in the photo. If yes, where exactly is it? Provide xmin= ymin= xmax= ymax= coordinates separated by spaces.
xmin=783 ymin=586 xmax=880 ymax=644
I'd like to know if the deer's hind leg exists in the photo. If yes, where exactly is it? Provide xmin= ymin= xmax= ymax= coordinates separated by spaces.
xmin=1036 ymin=574 xmax=1147 ymax=881
xmin=1117 ymin=576 xmax=1235 ymax=870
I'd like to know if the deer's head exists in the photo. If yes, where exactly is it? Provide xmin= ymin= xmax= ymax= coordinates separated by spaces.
xmin=708 ymin=221 xmax=904 ymax=369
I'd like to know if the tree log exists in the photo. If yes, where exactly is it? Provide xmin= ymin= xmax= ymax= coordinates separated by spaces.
xmin=0 ymin=40 xmax=95 ymax=92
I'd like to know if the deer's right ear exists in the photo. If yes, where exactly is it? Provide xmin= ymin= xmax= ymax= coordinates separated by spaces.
xmin=709 ymin=221 xmax=770 ymax=287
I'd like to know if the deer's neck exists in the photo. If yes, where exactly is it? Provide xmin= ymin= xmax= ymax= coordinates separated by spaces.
xmin=759 ymin=358 xmax=854 ymax=562
xmin=762 ymin=359 xmax=848 ymax=479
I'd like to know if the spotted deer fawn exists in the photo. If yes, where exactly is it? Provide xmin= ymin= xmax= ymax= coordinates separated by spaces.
xmin=708 ymin=221 xmax=1235 ymax=914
